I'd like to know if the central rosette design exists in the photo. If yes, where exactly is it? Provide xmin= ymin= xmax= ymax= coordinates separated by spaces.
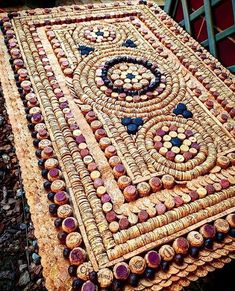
xmin=95 ymin=56 xmax=162 ymax=102
xmin=154 ymin=125 xmax=200 ymax=163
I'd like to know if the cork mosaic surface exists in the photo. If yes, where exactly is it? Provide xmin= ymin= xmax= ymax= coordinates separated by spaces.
xmin=0 ymin=1 xmax=235 ymax=290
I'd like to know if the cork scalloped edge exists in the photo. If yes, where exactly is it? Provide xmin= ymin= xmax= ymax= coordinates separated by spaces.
xmin=0 ymin=29 xmax=72 ymax=291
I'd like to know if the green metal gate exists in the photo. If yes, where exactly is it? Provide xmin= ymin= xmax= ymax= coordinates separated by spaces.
xmin=164 ymin=0 xmax=235 ymax=73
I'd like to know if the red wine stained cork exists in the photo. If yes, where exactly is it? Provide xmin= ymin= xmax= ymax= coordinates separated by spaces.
xmin=87 ymin=162 xmax=97 ymax=172
xmin=187 ymin=231 xmax=204 ymax=247
xmin=189 ymin=190 xmax=199 ymax=201
xmin=214 ymin=218 xmax=230 ymax=233
xmin=62 ymin=217 xmax=78 ymax=233
xmin=117 ymin=175 xmax=131 ymax=190
xmin=97 ymin=268 xmax=113 ymax=288
xmin=166 ymin=150 xmax=175 ymax=161
xmin=162 ymin=174 xmax=175 ymax=189
xmin=105 ymin=145 xmax=117 ymax=158
xmin=199 ymin=224 xmax=216 ymax=238
xmin=95 ymin=128 xmax=106 ymax=140
xmin=138 ymin=210 xmax=149 ymax=222
xmin=137 ymin=182 xmax=151 ymax=197
xmin=155 ymin=203 xmax=166 ymax=215
xmin=81 ymin=281 xmax=96 ymax=291
xmin=129 ymin=256 xmax=146 ymax=274
xmin=220 ymin=179 xmax=230 ymax=189
xmin=85 ymin=111 xmax=96 ymax=123
xmin=174 ymin=196 xmax=183 ymax=207
xmin=123 ymin=185 xmax=137 ymax=202
xmin=41 ymin=146 xmax=53 ymax=159
xmin=113 ymin=262 xmax=130 ymax=280
xmin=80 ymin=148 xmax=89 ymax=158
xmin=119 ymin=217 xmax=130 ymax=230
xmin=154 ymin=141 xmax=163 ymax=150
xmin=106 ymin=211 xmax=117 ymax=223
xmin=113 ymin=164 xmax=126 ymax=178
xmin=226 ymin=213 xmax=235 ymax=227
xmin=149 ymin=177 xmax=162 ymax=192
xmin=158 ymin=245 xmax=175 ymax=261
xmin=48 ymin=168 xmax=61 ymax=181
xmin=217 ymin=155 xmax=230 ymax=169
xmin=66 ymin=232 xmax=82 ymax=249
xmin=172 ymin=237 xmax=189 ymax=254
xmin=145 ymin=250 xmax=161 ymax=268
xmin=205 ymin=184 xmax=215 ymax=195
xmin=93 ymin=178 xmax=104 ymax=188
xmin=69 ymin=247 xmax=86 ymax=266
xmin=54 ymin=191 xmax=68 ymax=205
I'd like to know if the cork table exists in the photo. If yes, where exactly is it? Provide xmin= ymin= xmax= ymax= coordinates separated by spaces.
xmin=0 ymin=1 xmax=235 ymax=290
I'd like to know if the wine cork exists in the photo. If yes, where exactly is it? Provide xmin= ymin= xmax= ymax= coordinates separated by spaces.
xmin=149 ymin=177 xmax=162 ymax=192
xmin=62 ymin=217 xmax=78 ymax=233
xmin=118 ymin=175 xmax=131 ymax=190
xmin=66 ymin=232 xmax=82 ymax=249
xmin=99 ymin=137 xmax=111 ymax=150
xmin=162 ymin=174 xmax=175 ymax=189
xmin=96 ymin=186 xmax=106 ymax=198
xmin=57 ymin=204 xmax=73 ymax=218
xmin=113 ymin=164 xmax=126 ymax=178
xmin=48 ymin=168 xmax=61 ymax=181
xmin=69 ymin=247 xmax=86 ymax=266
xmin=77 ymin=262 xmax=93 ymax=281
xmin=109 ymin=156 xmax=121 ymax=167
xmin=227 ymin=153 xmax=235 ymax=165
xmin=44 ymin=158 xmax=58 ymax=170
xmin=51 ymin=180 xmax=65 ymax=192
xmin=102 ymin=202 xmax=112 ymax=213
xmin=54 ymin=191 xmax=68 ymax=205
xmin=187 ymin=231 xmax=204 ymax=247
xmin=138 ymin=210 xmax=149 ymax=222
xmin=119 ymin=217 xmax=130 ymax=230
xmin=109 ymin=221 xmax=119 ymax=233
xmin=129 ymin=256 xmax=146 ymax=274
xmin=98 ymin=268 xmax=113 ymax=288
xmin=217 ymin=156 xmax=230 ymax=169
xmin=197 ymin=187 xmax=207 ymax=198
xmin=226 ymin=214 xmax=235 ymax=227
xmin=214 ymin=218 xmax=230 ymax=233
xmin=113 ymin=262 xmax=130 ymax=280
xmin=175 ymin=154 xmax=185 ymax=163
xmin=105 ymin=145 xmax=117 ymax=158
xmin=158 ymin=245 xmax=175 ymax=261
xmin=200 ymin=224 xmax=216 ymax=238
xmin=172 ymin=237 xmax=189 ymax=254
xmin=145 ymin=250 xmax=161 ymax=268
xmin=123 ymin=185 xmax=137 ymax=202
xmin=41 ymin=146 xmax=53 ymax=159
xmin=137 ymin=182 xmax=151 ymax=197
